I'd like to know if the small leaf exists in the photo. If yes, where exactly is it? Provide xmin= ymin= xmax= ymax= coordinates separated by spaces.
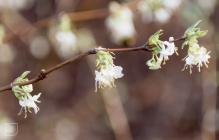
xmin=20 ymin=71 xmax=31 ymax=79
xmin=184 ymin=20 xmax=202 ymax=35
xmin=148 ymin=29 xmax=163 ymax=46
xmin=182 ymin=20 xmax=207 ymax=48
xmin=196 ymin=30 xmax=208 ymax=38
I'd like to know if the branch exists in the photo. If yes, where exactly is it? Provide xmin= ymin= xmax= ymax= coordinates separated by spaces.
xmin=0 ymin=36 xmax=185 ymax=93
xmin=0 ymin=45 xmax=150 ymax=92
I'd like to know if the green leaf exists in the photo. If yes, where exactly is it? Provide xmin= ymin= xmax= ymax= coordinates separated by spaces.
xmin=96 ymin=50 xmax=114 ymax=70
xmin=182 ymin=20 xmax=207 ymax=48
xmin=184 ymin=20 xmax=202 ymax=35
xmin=20 ymin=71 xmax=31 ymax=79
xmin=12 ymin=71 xmax=33 ymax=99
xmin=148 ymin=29 xmax=163 ymax=47
xmin=196 ymin=30 xmax=208 ymax=37
xmin=12 ymin=86 xmax=25 ymax=99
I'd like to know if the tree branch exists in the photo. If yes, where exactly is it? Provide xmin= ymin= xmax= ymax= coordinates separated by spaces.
xmin=0 ymin=45 xmax=149 ymax=92
xmin=0 ymin=37 xmax=185 ymax=93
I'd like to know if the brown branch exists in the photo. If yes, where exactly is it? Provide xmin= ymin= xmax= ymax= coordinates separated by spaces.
xmin=34 ymin=0 xmax=140 ymax=28
xmin=0 ymin=36 xmax=185 ymax=93
xmin=0 ymin=45 xmax=150 ymax=93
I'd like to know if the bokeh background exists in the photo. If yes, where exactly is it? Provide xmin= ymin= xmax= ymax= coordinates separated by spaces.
xmin=0 ymin=0 xmax=218 ymax=140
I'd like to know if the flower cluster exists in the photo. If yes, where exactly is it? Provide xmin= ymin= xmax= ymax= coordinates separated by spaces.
xmin=182 ymin=21 xmax=210 ymax=73
xmin=105 ymin=1 xmax=136 ymax=45
xmin=12 ymin=71 xmax=41 ymax=118
xmin=2 ymin=20 xmax=211 ymax=119
xmin=145 ymin=21 xmax=210 ymax=73
xmin=183 ymin=43 xmax=210 ymax=73
xmin=49 ymin=14 xmax=78 ymax=59
xmin=138 ymin=0 xmax=181 ymax=23
xmin=95 ymin=47 xmax=124 ymax=92
xmin=146 ymin=30 xmax=177 ymax=69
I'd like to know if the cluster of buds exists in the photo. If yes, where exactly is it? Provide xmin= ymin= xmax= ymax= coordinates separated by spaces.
xmin=12 ymin=71 xmax=41 ymax=118
xmin=138 ymin=0 xmax=182 ymax=23
xmin=95 ymin=47 xmax=124 ymax=92
xmin=105 ymin=1 xmax=136 ymax=45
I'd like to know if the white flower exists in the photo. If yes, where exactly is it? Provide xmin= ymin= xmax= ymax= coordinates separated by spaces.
xmin=146 ymin=37 xmax=177 ymax=69
xmin=30 ymin=36 xmax=50 ymax=59
xmin=0 ymin=117 xmax=16 ymax=140
xmin=0 ymin=44 xmax=15 ymax=64
xmin=160 ymin=37 xmax=177 ymax=63
xmin=146 ymin=56 xmax=162 ymax=70
xmin=95 ymin=65 xmax=124 ymax=92
xmin=12 ymin=71 xmax=42 ymax=118
xmin=183 ymin=43 xmax=210 ymax=73
xmin=0 ymin=0 xmax=34 ymax=10
xmin=55 ymin=31 xmax=77 ymax=47
xmin=154 ymin=8 xmax=171 ymax=23
xmin=55 ymin=31 xmax=78 ymax=59
xmin=95 ymin=49 xmax=124 ymax=91
xmin=137 ymin=1 xmax=153 ymax=22
xmin=163 ymin=0 xmax=182 ymax=10
xmin=138 ymin=0 xmax=181 ymax=23
xmin=105 ymin=2 xmax=136 ymax=44
xmin=18 ymin=93 xmax=41 ymax=118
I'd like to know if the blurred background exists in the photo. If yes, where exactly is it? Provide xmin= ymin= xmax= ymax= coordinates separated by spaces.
xmin=0 ymin=0 xmax=218 ymax=140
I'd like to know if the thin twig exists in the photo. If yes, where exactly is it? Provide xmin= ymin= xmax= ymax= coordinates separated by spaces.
xmin=2 ymin=0 xmax=140 ymax=43
xmin=0 ymin=37 xmax=185 ymax=93
xmin=0 ymin=45 xmax=149 ymax=92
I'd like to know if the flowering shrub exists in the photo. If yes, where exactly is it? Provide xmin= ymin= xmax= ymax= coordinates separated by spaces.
xmin=1 ymin=20 xmax=210 ymax=118
xmin=0 ymin=1 xmax=211 ymax=119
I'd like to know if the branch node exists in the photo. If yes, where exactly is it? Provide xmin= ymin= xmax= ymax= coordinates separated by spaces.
xmin=38 ymin=69 xmax=47 ymax=80
xmin=143 ymin=44 xmax=152 ymax=52
xmin=88 ymin=48 xmax=97 ymax=54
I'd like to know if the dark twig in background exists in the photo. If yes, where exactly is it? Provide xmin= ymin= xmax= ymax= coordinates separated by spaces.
xmin=2 ymin=0 xmax=140 ymax=43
